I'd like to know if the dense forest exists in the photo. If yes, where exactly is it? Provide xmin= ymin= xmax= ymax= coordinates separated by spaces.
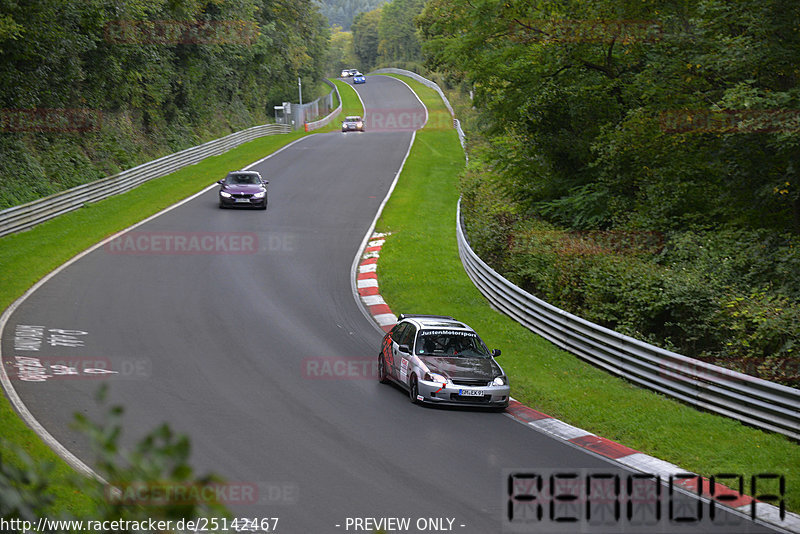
xmin=350 ymin=0 xmax=425 ymax=72
xmin=0 ymin=0 xmax=329 ymax=209
xmin=316 ymin=0 xmax=387 ymax=30
xmin=416 ymin=0 xmax=799 ymax=385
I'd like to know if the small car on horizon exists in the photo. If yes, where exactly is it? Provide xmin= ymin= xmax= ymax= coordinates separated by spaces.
xmin=378 ymin=314 xmax=510 ymax=409
xmin=353 ymin=73 xmax=366 ymax=84
xmin=342 ymin=115 xmax=365 ymax=132
xmin=217 ymin=170 xmax=268 ymax=209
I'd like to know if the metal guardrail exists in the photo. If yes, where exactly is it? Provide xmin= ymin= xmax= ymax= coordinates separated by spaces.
xmin=0 ymin=123 xmax=290 ymax=237
xmin=456 ymin=199 xmax=800 ymax=440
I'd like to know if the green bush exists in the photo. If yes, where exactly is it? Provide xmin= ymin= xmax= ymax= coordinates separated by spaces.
xmin=712 ymin=291 xmax=800 ymax=383
xmin=460 ymin=157 xmax=518 ymax=270
xmin=658 ymin=229 xmax=800 ymax=300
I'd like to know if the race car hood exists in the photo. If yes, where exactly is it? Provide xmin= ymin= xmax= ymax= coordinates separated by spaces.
xmin=419 ymin=356 xmax=501 ymax=380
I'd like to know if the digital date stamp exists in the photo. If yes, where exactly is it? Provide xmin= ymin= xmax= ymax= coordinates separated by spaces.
xmin=503 ymin=468 xmax=786 ymax=533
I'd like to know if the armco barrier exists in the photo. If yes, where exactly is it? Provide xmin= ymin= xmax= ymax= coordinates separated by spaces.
xmin=0 ymin=123 xmax=290 ymax=238
xmin=457 ymin=200 xmax=800 ymax=440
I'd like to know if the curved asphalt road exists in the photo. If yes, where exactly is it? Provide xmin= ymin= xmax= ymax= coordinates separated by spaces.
xmin=1 ymin=76 xmax=777 ymax=533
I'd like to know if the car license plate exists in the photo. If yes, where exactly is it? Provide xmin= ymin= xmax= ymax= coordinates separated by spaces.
xmin=235 ymin=198 xmax=250 ymax=203
xmin=459 ymin=389 xmax=484 ymax=397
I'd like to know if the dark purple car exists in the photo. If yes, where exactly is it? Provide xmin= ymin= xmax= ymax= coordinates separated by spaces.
xmin=218 ymin=171 xmax=268 ymax=210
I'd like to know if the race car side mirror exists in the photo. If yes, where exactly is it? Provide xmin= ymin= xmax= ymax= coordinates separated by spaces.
xmin=399 ymin=345 xmax=411 ymax=354
xmin=491 ymin=349 xmax=501 ymax=358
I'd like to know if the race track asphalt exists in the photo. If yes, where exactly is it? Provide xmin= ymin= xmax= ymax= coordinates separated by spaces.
xmin=1 ymin=75 xmax=776 ymax=533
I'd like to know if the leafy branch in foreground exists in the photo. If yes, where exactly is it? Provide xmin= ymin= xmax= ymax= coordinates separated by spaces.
xmin=1 ymin=385 xmax=230 ymax=532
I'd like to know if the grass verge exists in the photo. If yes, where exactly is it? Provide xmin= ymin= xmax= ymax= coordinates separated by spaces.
xmin=0 ymin=128 xmax=309 ymax=516
xmin=375 ymin=74 xmax=800 ymax=512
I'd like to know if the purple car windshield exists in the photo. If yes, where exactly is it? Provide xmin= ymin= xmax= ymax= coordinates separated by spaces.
xmin=226 ymin=174 xmax=260 ymax=185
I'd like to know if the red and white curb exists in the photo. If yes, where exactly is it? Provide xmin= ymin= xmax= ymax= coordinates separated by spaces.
xmin=355 ymin=234 xmax=798 ymax=533
xmin=356 ymin=232 xmax=397 ymax=332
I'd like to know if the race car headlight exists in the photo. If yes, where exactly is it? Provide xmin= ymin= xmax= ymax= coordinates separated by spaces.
xmin=252 ymin=191 xmax=266 ymax=199
xmin=219 ymin=191 xmax=232 ymax=198
xmin=492 ymin=376 xmax=507 ymax=386
xmin=356 ymin=122 xmax=363 ymax=128
xmin=425 ymin=372 xmax=448 ymax=384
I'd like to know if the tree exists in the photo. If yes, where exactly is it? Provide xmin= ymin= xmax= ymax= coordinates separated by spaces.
xmin=418 ymin=0 xmax=800 ymax=233
xmin=326 ymin=25 xmax=358 ymax=75
xmin=315 ymin=0 xmax=388 ymax=31
xmin=377 ymin=0 xmax=424 ymax=65
xmin=351 ymin=7 xmax=381 ymax=71
xmin=0 ymin=0 xmax=332 ymax=209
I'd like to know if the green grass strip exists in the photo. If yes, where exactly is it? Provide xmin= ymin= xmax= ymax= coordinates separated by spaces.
xmin=375 ymin=74 xmax=800 ymax=512
xmin=0 ymin=128 xmax=310 ymax=515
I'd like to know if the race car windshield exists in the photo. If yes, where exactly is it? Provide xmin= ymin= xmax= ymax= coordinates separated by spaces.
xmin=415 ymin=331 xmax=490 ymax=358
xmin=226 ymin=173 xmax=260 ymax=184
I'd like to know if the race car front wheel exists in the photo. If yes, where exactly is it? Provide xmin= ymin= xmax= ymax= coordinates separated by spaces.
xmin=409 ymin=375 xmax=421 ymax=404
xmin=378 ymin=354 xmax=388 ymax=384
